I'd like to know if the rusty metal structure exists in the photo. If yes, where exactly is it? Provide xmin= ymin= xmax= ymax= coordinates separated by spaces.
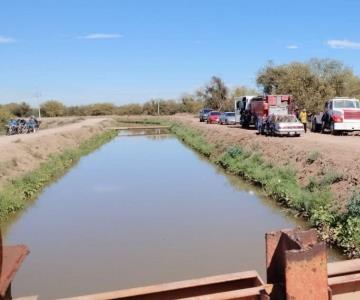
xmin=4 ymin=228 xmax=360 ymax=299
xmin=0 ymin=231 xmax=29 ymax=300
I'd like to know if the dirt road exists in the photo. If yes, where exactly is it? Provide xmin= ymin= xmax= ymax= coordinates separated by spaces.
xmin=171 ymin=114 xmax=360 ymax=203
xmin=0 ymin=117 xmax=111 ymax=188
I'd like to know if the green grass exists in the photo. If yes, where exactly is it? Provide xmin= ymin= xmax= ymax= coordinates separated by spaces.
xmin=0 ymin=130 xmax=117 ymax=221
xmin=306 ymin=150 xmax=321 ymax=164
xmin=169 ymin=123 xmax=214 ymax=157
xmin=217 ymin=146 xmax=332 ymax=214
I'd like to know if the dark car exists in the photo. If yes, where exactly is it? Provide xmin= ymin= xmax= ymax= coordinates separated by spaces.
xmin=199 ymin=108 xmax=213 ymax=122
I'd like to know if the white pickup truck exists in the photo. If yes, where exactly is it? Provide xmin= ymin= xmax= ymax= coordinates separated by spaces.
xmin=311 ymin=97 xmax=360 ymax=134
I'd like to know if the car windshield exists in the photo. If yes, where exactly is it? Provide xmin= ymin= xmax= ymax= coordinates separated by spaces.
xmin=333 ymin=100 xmax=360 ymax=109
xmin=225 ymin=112 xmax=235 ymax=116
xmin=203 ymin=109 xmax=212 ymax=113
xmin=275 ymin=115 xmax=298 ymax=122
xmin=211 ymin=111 xmax=220 ymax=115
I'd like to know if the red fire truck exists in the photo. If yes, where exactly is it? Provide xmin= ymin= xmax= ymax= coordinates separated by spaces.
xmin=239 ymin=95 xmax=294 ymax=129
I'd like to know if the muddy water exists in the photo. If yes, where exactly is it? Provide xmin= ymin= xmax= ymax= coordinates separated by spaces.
xmin=3 ymin=132 xmax=339 ymax=299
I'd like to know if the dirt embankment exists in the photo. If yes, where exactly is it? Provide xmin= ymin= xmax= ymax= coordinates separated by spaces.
xmin=0 ymin=117 xmax=113 ymax=188
xmin=168 ymin=114 xmax=360 ymax=205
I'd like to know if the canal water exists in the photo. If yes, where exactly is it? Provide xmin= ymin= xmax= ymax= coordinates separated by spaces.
xmin=2 ymin=131 xmax=334 ymax=299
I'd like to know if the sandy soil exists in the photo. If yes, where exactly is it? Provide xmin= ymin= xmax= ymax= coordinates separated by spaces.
xmin=0 ymin=117 xmax=112 ymax=188
xmin=170 ymin=114 xmax=360 ymax=204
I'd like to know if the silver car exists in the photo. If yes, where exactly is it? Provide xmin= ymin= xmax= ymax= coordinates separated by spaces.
xmin=219 ymin=112 xmax=236 ymax=125
xmin=261 ymin=114 xmax=304 ymax=136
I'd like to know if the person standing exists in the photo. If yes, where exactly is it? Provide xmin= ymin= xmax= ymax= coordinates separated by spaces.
xmin=299 ymin=108 xmax=308 ymax=133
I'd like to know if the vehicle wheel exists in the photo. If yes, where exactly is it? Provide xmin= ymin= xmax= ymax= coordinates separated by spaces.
xmin=330 ymin=122 xmax=337 ymax=135
xmin=311 ymin=121 xmax=316 ymax=132
xmin=321 ymin=122 xmax=326 ymax=134
xmin=271 ymin=129 xmax=276 ymax=136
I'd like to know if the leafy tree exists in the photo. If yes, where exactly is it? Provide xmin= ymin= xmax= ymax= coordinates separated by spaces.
xmin=180 ymin=94 xmax=204 ymax=113
xmin=159 ymin=100 xmax=180 ymax=115
xmin=85 ymin=103 xmax=116 ymax=116
xmin=256 ymin=59 xmax=360 ymax=113
xmin=202 ymin=76 xmax=229 ymax=110
xmin=41 ymin=100 xmax=66 ymax=117
xmin=231 ymin=86 xmax=258 ymax=98
xmin=0 ymin=106 xmax=14 ymax=129
xmin=4 ymin=102 xmax=32 ymax=117
xmin=143 ymin=99 xmax=158 ymax=115
xmin=66 ymin=106 xmax=88 ymax=116
xmin=117 ymin=104 xmax=143 ymax=115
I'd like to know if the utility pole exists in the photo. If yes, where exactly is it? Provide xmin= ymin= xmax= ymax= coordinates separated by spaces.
xmin=34 ymin=91 xmax=42 ymax=119
xmin=157 ymin=99 xmax=160 ymax=115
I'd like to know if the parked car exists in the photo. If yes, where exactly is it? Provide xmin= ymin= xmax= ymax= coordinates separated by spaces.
xmin=199 ymin=108 xmax=213 ymax=122
xmin=207 ymin=111 xmax=221 ymax=124
xmin=219 ymin=112 xmax=236 ymax=125
xmin=260 ymin=114 xmax=304 ymax=137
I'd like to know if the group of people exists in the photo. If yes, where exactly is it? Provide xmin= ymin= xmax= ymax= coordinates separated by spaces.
xmin=6 ymin=116 xmax=40 ymax=135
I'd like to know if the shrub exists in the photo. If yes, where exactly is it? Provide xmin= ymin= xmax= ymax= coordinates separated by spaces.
xmin=41 ymin=100 xmax=66 ymax=117
xmin=306 ymin=150 xmax=320 ymax=164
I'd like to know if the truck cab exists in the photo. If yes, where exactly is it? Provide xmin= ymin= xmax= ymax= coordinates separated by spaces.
xmin=320 ymin=97 xmax=360 ymax=134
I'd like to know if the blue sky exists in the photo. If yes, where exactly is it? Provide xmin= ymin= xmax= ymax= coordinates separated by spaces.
xmin=1 ymin=0 xmax=360 ymax=106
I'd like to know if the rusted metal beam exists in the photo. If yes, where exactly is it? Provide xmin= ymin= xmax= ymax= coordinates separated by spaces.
xmin=328 ymin=259 xmax=360 ymax=298
xmin=329 ymin=273 xmax=360 ymax=296
xmin=328 ymin=259 xmax=360 ymax=277
xmin=0 ymin=230 xmax=29 ymax=300
xmin=59 ymin=271 xmax=267 ymax=300
xmin=266 ymin=228 xmax=328 ymax=300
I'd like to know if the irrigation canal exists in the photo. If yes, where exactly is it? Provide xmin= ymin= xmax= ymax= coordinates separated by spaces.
xmin=1 ymin=129 xmax=341 ymax=299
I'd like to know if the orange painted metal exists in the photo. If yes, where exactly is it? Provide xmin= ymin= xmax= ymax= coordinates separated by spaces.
xmin=265 ymin=228 xmax=328 ymax=300
xmin=285 ymin=243 xmax=328 ymax=300
xmin=328 ymin=259 xmax=360 ymax=298
xmin=0 ymin=231 xmax=29 ymax=300
xmin=60 ymin=271 xmax=268 ymax=300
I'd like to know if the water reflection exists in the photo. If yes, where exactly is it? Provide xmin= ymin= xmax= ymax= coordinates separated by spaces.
xmin=118 ymin=128 xmax=169 ymax=137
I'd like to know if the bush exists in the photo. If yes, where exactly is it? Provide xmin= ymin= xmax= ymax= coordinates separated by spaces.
xmin=0 ymin=106 xmax=13 ymax=133
xmin=346 ymin=191 xmax=360 ymax=217
xmin=85 ymin=103 xmax=116 ymax=116
xmin=306 ymin=151 xmax=320 ymax=164
xmin=4 ymin=102 xmax=32 ymax=117
xmin=41 ymin=100 xmax=66 ymax=117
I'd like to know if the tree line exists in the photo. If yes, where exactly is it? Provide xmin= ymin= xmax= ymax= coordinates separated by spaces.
xmin=1 ymin=58 xmax=360 ymax=124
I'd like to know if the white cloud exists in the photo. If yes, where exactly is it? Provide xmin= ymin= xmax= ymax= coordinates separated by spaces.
xmin=80 ymin=33 xmax=123 ymax=40
xmin=286 ymin=44 xmax=298 ymax=49
xmin=0 ymin=36 xmax=15 ymax=44
xmin=327 ymin=39 xmax=360 ymax=49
